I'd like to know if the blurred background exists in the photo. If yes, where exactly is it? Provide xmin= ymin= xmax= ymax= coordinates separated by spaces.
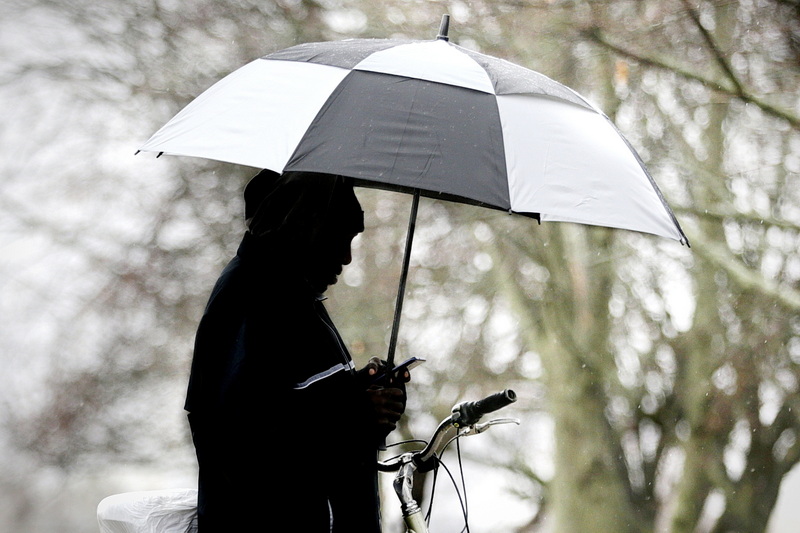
xmin=1 ymin=0 xmax=799 ymax=531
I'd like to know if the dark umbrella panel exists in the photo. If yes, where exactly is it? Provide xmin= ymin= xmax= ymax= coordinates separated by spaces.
xmin=284 ymin=70 xmax=510 ymax=211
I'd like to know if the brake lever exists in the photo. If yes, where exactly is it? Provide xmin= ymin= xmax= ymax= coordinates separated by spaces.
xmin=462 ymin=417 xmax=520 ymax=436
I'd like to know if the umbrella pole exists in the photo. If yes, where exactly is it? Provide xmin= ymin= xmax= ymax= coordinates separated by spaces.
xmin=386 ymin=189 xmax=420 ymax=366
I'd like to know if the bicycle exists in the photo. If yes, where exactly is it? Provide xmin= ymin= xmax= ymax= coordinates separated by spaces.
xmin=97 ymin=389 xmax=518 ymax=533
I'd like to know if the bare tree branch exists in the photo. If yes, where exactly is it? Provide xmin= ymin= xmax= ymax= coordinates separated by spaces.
xmin=674 ymin=204 xmax=800 ymax=232
xmin=678 ymin=0 xmax=746 ymax=96
xmin=685 ymin=227 xmax=800 ymax=310
xmin=584 ymin=28 xmax=800 ymax=130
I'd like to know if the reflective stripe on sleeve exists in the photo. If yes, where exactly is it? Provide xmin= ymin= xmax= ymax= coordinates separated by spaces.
xmin=293 ymin=360 xmax=356 ymax=390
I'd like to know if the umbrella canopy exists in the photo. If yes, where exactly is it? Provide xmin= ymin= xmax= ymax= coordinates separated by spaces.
xmin=139 ymin=24 xmax=687 ymax=245
xmin=139 ymin=18 xmax=689 ymax=364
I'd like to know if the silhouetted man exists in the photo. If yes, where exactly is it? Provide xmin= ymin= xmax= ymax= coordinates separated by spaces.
xmin=185 ymin=170 xmax=406 ymax=532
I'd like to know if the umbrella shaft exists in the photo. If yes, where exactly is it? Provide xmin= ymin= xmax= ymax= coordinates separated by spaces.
xmin=387 ymin=189 xmax=420 ymax=366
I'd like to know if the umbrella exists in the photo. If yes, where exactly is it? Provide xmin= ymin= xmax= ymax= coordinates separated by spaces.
xmin=138 ymin=16 xmax=688 ymax=364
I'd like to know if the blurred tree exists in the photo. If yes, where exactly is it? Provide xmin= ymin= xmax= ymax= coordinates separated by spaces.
xmin=435 ymin=0 xmax=800 ymax=531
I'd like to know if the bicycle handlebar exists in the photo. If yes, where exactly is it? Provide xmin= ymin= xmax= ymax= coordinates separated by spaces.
xmin=379 ymin=389 xmax=519 ymax=531
xmin=452 ymin=389 xmax=517 ymax=427
xmin=377 ymin=389 xmax=517 ymax=473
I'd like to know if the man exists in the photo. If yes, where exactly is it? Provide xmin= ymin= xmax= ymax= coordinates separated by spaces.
xmin=185 ymin=170 xmax=407 ymax=531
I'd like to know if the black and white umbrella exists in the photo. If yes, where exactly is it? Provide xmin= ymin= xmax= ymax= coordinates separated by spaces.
xmin=139 ymin=17 xmax=688 ymax=362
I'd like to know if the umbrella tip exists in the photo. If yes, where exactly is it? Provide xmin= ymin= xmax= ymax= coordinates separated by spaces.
xmin=437 ymin=14 xmax=450 ymax=41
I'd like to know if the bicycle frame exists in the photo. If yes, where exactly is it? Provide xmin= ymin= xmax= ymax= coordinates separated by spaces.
xmin=378 ymin=389 xmax=519 ymax=533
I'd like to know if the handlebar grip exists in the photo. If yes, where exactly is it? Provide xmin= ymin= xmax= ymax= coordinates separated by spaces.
xmin=456 ymin=389 xmax=516 ymax=426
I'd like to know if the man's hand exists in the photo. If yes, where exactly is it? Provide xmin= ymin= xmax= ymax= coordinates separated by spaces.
xmin=365 ymin=386 xmax=406 ymax=437
xmin=360 ymin=357 xmax=411 ymax=438
xmin=362 ymin=356 xmax=385 ymax=379
xmin=361 ymin=356 xmax=411 ymax=385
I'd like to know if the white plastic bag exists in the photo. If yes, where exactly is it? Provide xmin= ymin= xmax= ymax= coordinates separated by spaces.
xmin=97 ymin=488 xmax=198 ymax=533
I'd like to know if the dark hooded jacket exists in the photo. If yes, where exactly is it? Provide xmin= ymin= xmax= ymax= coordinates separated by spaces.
xmin=185 ymin=172 xmax=382 ymax=532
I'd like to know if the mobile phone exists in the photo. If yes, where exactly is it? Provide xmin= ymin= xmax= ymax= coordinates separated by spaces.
xmin=371 ymin=357 xmax=425 ymax=384
xmin=392 ymin=356 xmax=425 ymax=375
